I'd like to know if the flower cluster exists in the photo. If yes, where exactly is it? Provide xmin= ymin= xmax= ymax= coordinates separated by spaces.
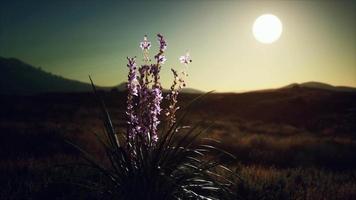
xmin=179 ymin=52 xmax=192 ymax=65
xmin=164 ymin=52 xmax=192 ymax=127
xmin=126 ymin=57 xmax=139 ymax=143
xmin=126 ymin=34 xmax=191 ymax=146
xmin=154 ymin=34 xmax=167 ymax=64
xmin=80 ymin=34 xmax=236 ymax=199
xmin=140 ymin=35 xmax=151 ymax=63
xmin=165 ymin=68 xmax=187 ymax=127
xmin=139 ymin=35 xmax=151 ymax=50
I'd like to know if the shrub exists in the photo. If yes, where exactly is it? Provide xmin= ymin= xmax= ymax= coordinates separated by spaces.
xmin=70 ymin=34 xmax=237 ymax=199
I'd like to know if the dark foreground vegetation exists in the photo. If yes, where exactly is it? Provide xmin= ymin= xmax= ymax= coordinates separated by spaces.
xmin=1 ymin=87 xmax=356 ymax=199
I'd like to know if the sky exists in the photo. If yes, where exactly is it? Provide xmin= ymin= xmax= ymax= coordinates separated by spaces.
xmin=1 ymin=0 xmax=355 ymax=92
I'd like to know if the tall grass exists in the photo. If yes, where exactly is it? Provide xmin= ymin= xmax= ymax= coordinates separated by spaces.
xmin=235 ymin=164 xmax=356 ymax=200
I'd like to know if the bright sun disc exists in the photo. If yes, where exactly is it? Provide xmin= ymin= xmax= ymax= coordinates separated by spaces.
xmin=253 ymin=14 xmax=282 ymax=44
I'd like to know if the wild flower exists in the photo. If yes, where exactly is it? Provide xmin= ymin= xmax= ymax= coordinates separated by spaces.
xmin=156 ymin=54 xmax=167 ymax=64
xmin=130 ymin=34 xmax=168 ymax=146
xmin=165 ymin=68 xmax=186 ymax=127
xmin=139 ymin=35 xmax=151 ymax=51
xmin=164 ymin=52 xmax=191 ymax=127
xmin=179 ymin=51 xmax=192 ymax=65
xmin=149 ymin=63 xmax=162 ymax=143
xmin=72 ymin=33 xmax=237 ymax=200
xmin=126 ymin=57 xmax=139 ymax=141
xmin=157 ymin=33 xmax=167 ymax=52
xmin=140 ymin=35 xmax=151 ymax=63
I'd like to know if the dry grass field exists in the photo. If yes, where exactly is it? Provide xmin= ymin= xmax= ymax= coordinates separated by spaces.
xmin=1 ymin=88 xmax=356 ymax=199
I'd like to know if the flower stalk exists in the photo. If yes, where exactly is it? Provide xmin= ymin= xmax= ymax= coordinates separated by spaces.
xmin=126 ymin=34 xmax=190 ymax=148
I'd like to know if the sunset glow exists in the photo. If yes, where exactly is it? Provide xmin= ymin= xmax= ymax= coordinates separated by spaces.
xmin=1 ymin=0 xmax=355 ymax=92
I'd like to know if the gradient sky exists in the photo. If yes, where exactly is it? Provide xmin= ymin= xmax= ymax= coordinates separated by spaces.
xmin=1 ymin=0 xmax=355 ymax=92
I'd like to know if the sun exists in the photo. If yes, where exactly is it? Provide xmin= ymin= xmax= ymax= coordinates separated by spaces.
xmin=253 ymin=14 xmax=283 ymax=44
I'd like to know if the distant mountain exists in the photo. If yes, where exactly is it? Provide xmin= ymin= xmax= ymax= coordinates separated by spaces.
xmin=115 ymin=82 xmax=127 ymax=91
xmin=0 ymin=57 xmax=107 ymax=95
xmin=2 ymin=57 xmax=353 ymax=95
xmin=181 ymin=88 xmax=204 ymax=94
xmin=189 ymin=85 xmax=356 ymax=135
xmin=283 ymin=81 xmax=356 ymax=92
xmin=0 ymin=57 xmax=203 ymax=95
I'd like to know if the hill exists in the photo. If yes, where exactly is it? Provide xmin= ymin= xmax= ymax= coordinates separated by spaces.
xmin=1 ymin=84 xmax=355 ymax=135
xmin=187 ymin=86 xmax=356 ymax=135
xmin=283 ymin=81 xmax=356 ymax=92
xmin=0 ymin=57 xmax=100 ymax=95
xmin=0 ymin=57 xmax=203 ymax=95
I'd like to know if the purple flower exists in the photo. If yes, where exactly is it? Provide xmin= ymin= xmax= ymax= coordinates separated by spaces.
xmin=125 ymin=34 xmax=189 ymax=148
xmin=149 ymin=87 xmax=163 ymax=143
xmin=179 ymin=52 xmax=192 ymax=65
xmin=157 ymin=33 xmax=167 ymax=52
xmin=165 ymin=68 xmax=186 ymax=126
xmin=154 ymin=34 xmax=167 ymax=66
xmin=140 ymin=35 xmax=151 ymax=50
xmin=126 ymin=57 xmax=139 ymax=96
xmin=156 ymin=54 xmax=167 ymax=64
xmin=148 ymin=62 xmax=163 ymax=144
xmin=126 ymin=57 xmax=139 ymax=141
xmin=136 ymin=64 xmax=151 ymax=142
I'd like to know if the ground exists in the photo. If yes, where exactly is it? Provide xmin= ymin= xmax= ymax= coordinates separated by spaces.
xmin=1 ymin=89 xmax=355 ymax=199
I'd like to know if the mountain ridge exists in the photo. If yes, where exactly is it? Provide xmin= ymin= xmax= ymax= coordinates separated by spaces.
xmin=282 ymin=81 xmax=356 ymax=92
xmin=1 ymin=57 xmax=355 ymax=95
xmin=0 ymin=57 xmax=204 ymax=95
xmin=0 ymin=57 xmax=102 ymax=95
